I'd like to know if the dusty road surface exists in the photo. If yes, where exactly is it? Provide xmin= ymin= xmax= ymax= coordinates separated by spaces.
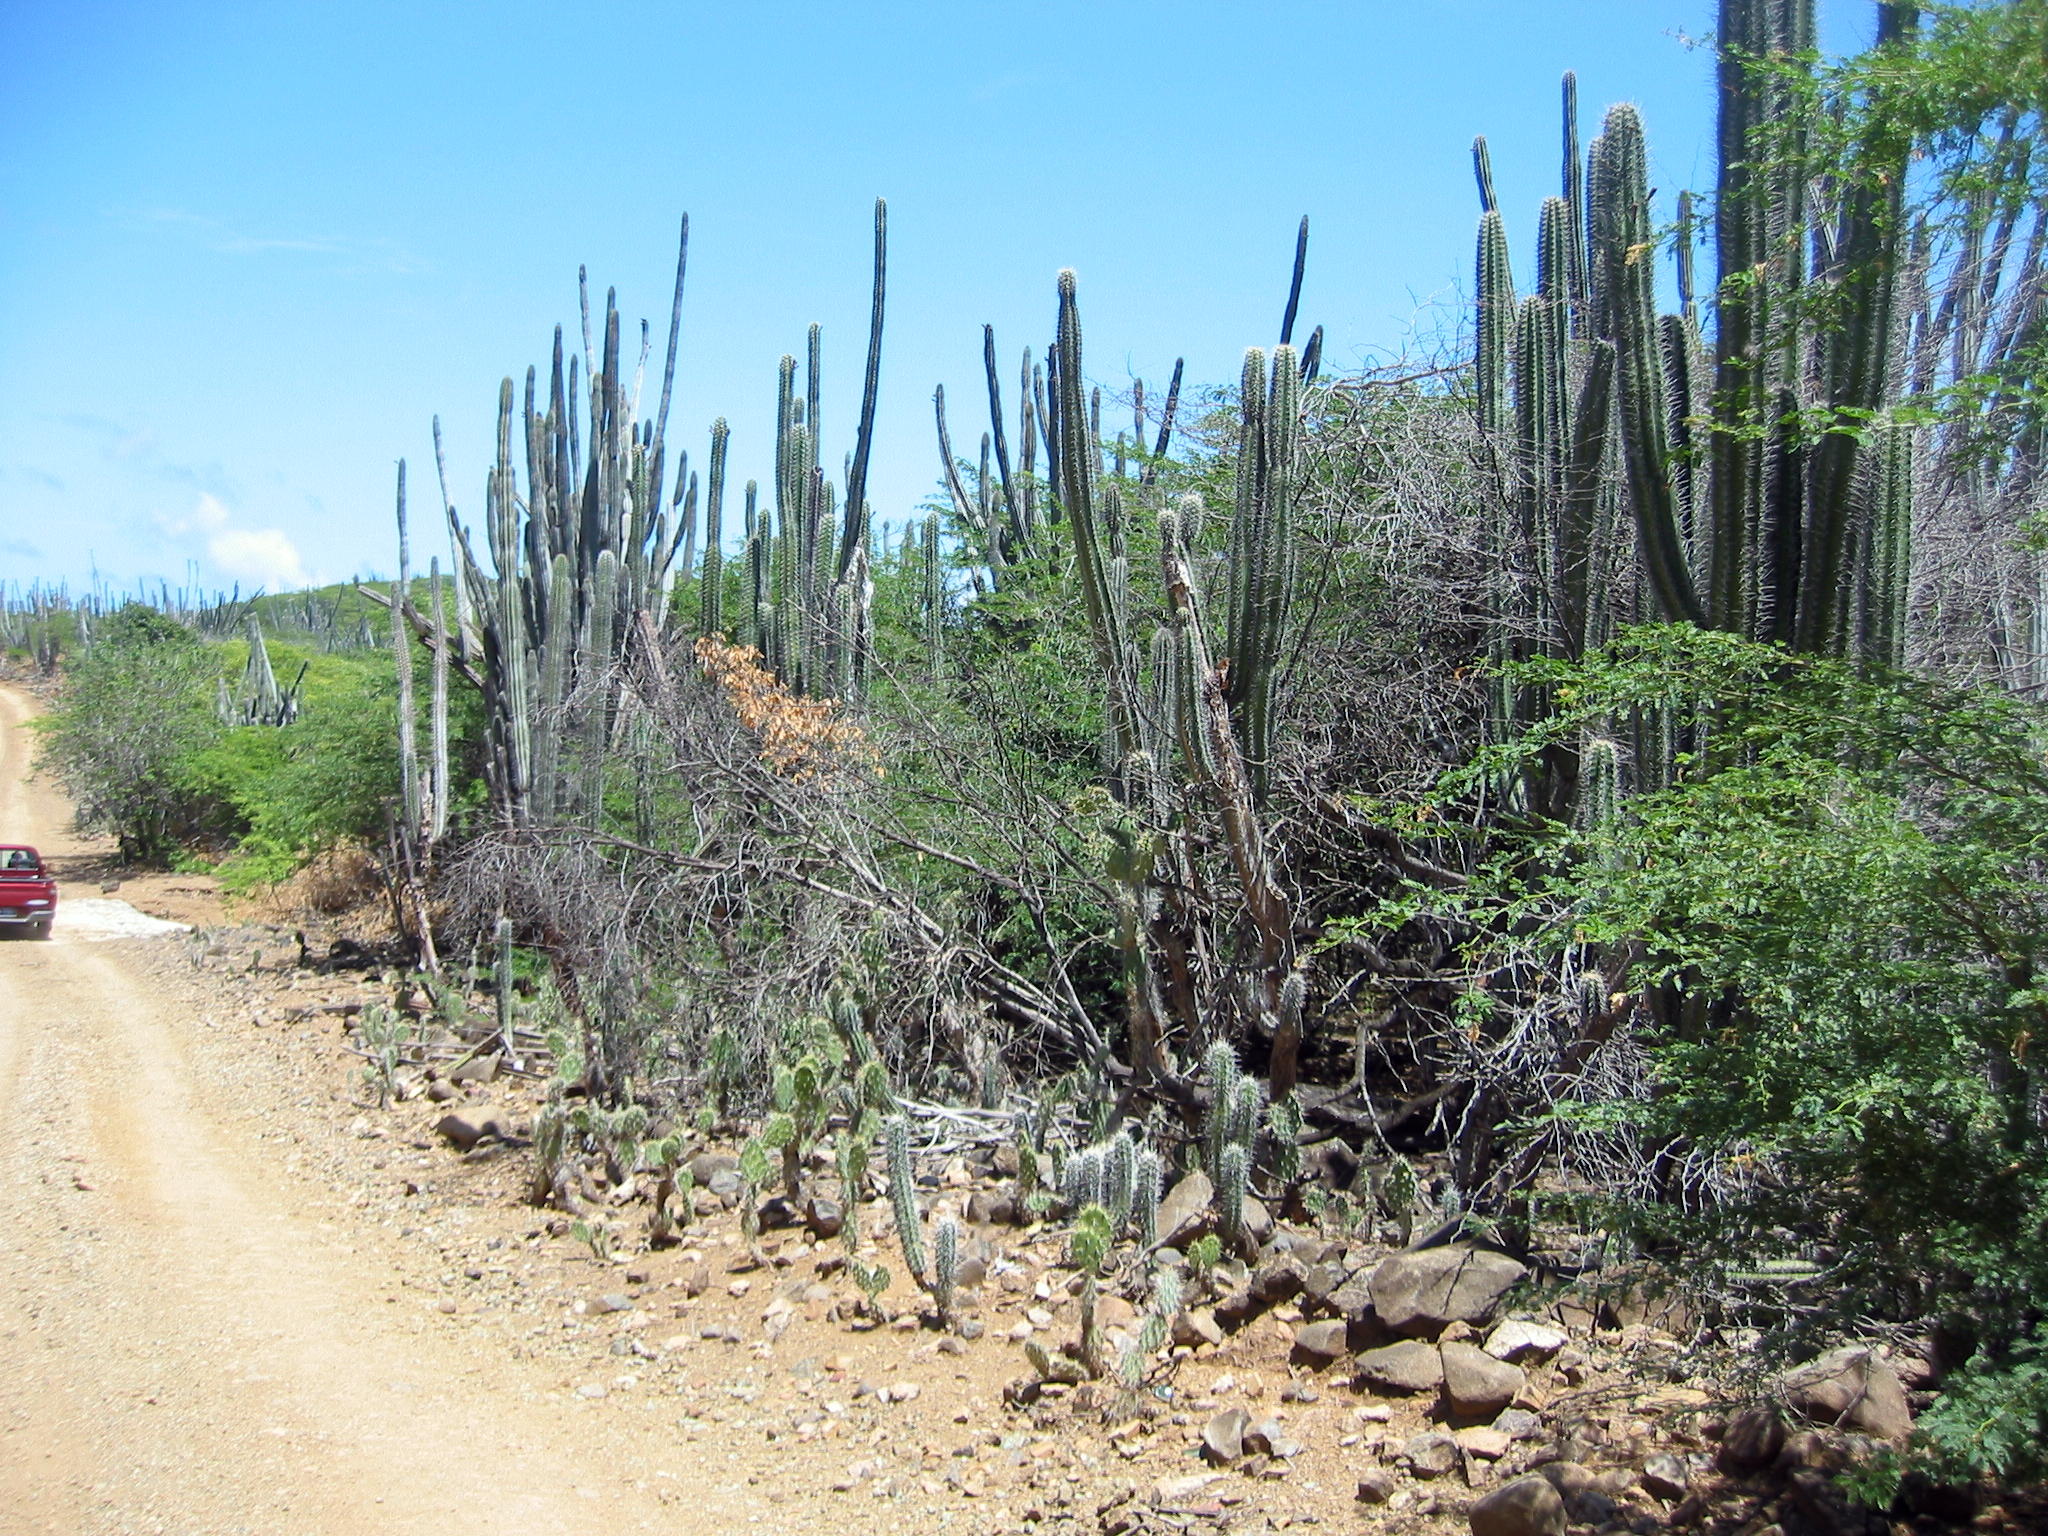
xmin=0 ymin=685 xmax=732 ymax=1535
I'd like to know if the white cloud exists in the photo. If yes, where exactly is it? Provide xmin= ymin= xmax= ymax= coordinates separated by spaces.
xmin=158 ymin=493 xmax=310 ymax=591
xmin=208 ymin=527 xmax=309 ymax=590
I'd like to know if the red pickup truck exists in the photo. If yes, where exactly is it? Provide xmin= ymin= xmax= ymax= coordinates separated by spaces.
xmin=0 ymin=845 xmax=56 ymax=938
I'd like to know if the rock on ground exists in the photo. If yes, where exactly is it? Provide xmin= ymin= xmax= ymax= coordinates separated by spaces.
xmin=1355 ymin=1339 xmax=1444 ymax=1394
xmin=1202 ymin=1407 xmax=1249 ymax=1464
xmin=1369 ymin=1245 xmax=1526 ymax=1338
xmin=1781 ymin=1346 xmax=1914 ymax=1444
xmin=1290 ymin=1318 xmax=1348 ymax=1366
xmin=1156 ymin=1171 xmax=1214 ymax=1248
xmin=1441 ymin=1339 xmax=1526 ymax=1418
xmin=1717 ymin=1404 xmax=1787 ymax=1472
xmin=1468 ymin=1475 xmax=1567 ymax=1536
xmin=1484 ymin=1318 xmax=1566 ymax=1363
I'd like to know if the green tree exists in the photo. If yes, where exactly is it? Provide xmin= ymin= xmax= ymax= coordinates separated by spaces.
xmin=36 ymin=606 xmax=224 ymax=863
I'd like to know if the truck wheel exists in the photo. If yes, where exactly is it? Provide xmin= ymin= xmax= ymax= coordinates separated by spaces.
xmin=30 ymin=920 xmax=50 ymax=940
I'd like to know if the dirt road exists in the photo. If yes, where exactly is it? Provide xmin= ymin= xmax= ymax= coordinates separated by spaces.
xmin=0 ymin=686 xmax=722 ymax=1535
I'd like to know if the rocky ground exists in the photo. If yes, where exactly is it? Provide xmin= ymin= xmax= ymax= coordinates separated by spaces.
xmin=78 ymin=903 xmax=2038 ymax=1536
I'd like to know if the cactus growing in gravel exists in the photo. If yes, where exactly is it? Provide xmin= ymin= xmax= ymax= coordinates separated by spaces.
xmin=933 ymin=1214 xmax=960 ymax=1323
xmin=1227 ymin=1075 xmax=1267 ymax=1162
xmin=1118 ymin=1263 xmax=1182 ymax=1392
xmin=1202 ymin=1041 xmax=1241 ymax=1178
xmin=1106 ymin=1131 xmax=1137 ymax=1230
xmin=835 ymin=1133 xmax=869 ymax=1246
xmin=1064 ymin=1146 xmax=1107 ymax=1215
xmin=886 ymin=1115 xmax=925 ymax=1282
xmin=1133 ymin=1148 xmax=1163 ymax=1249
xmin=1216 ymin=1142 xmax=1250 ymax=1252
xmin=1069 ymin=1202 xmax=1113 ymax=1275
xmin=1382 ymin=1155 xmax=1420 ymax=1246
xmin=851 ymin=1258 xmax=891 ymax=1317
xmin=1267 ymin=1092 xmax=1305 ymax=1187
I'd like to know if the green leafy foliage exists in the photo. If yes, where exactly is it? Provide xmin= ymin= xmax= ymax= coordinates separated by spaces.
xmin=1411 ymin=623 xmax=2048 ymax=1482
xmin=36 ymin=606 xmax=223 ymax=862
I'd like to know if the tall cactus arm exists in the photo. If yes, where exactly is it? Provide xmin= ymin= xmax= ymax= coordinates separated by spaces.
xmin=1054 ymin=270 xmax=1140 ymax=761
xmin=1476 ymin=211 xmax=1516 ymax=439
xmin=1598 ymin=104 xmax=1707 ymax=628
xmin=805 ymin=323 xmax=824 ymax=478
xmin=1561 ymin=73 xmax=1588 ymax=315
xmin=700 ymin=420 xmax=729 ymax=637
xmin=835 ymin=198 xmax=887 ymax=583
xmin=982 ymin=325 xmax=1022 ymax=549
xmin=933 ymin=385 xmax=987 ymax=553
xmin=392 ymin=463 xmax=422 ymax=846
xmin=430 ymin=416 xmax=477 ymax=666
xmin=427 ymin=555 xmax=451 ymax=844
xmin=1557 ymin=341 xmax=1616 ymax=654
xmin=1795 ymin=0 xmax=1917 ymax=654
xmin=1279 ymin=216 xmax=1309 ymax=346
xmin=1473 ymin=135 xmax=1499 ymax=215
xmin=1152 ymin=357 xmax=1184 ymax=464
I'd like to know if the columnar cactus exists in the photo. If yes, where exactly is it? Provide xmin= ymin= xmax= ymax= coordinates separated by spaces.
xmin=1216 ymin=1143 xmax=1250 ymax=1252
xmin=493 ymin=916 xmax=518 ymax=1067
xmin=698 ymin=418 xmax=729 ymax=638
xmin=886 ymin=1115 xmax=925 ymax=1281
xmin=406 ymin=219 xmax=697 ymax=830
xmin=921 ymin=512 xmax=943 ymax=684
xmin=1227 ymin=1075 xmax=1266 ymax=1161
xmin=1133 ymin=1147 xmax=1163 ymax=1249
xmin=1106 ymin=1131 xmax=1137 ymax=1231
xmin=1223 ymin=344 xmax=1300 ymax=807
xmin=1577 ymin=736 xmax=1624 ymax=832
xmin=1382 ymin=1155 xmax=1419 ymax=1246
xmin=933 ymin=1214 xmax=960 ymax=1322
xmin=1482 ymin=0 xmax=1916 ymax=675
xmin=1202 ymin=1041 xmax=1241 ymax=1178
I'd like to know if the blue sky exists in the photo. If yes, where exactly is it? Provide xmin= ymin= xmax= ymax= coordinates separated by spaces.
xmin=0 ymin=2 xmax=1873 ymax=598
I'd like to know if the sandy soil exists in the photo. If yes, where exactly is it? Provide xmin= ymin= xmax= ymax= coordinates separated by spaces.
xmin=0 ymin=686 xmax=730 ymax=1535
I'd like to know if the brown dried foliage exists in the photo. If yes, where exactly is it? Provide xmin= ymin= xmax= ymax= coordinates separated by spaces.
xmin=694 ymin=639 xmax=877 ymax=781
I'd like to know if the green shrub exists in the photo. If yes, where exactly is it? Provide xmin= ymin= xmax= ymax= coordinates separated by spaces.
xmin=35 ymin=606 xmax=223 ymax=862
xmin=1403 ymin=625 xmax=2048 ymax=1485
